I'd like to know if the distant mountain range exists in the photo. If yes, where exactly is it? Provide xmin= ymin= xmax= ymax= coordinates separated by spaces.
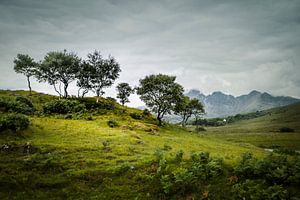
xmin=186 ymin=90 xmax=300 ymax=118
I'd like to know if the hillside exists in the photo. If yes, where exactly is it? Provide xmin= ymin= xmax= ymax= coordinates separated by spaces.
xmin=205 ymin=102 xmax=300 ymax=150
xmin=0 ymin=90 xmax=299 ymax=199
xmin=186 ymin=89 xmax=299 ymax=118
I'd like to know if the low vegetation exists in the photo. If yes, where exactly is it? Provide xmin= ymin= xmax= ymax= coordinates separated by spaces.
xmin=0 ymin=90 xmax=299 ymax=199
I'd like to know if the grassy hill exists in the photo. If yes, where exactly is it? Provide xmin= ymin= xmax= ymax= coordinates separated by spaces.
xmin=0 ymin=90 xmax=299 ymax=199
xmin=204 ymin=102 xmax=300 ymax=151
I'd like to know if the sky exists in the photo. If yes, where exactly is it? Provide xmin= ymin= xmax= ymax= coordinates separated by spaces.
xmin=0 ymin=0 xmax=300 ymax=106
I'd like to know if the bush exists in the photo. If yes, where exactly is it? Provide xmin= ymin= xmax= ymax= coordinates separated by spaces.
xmin=232 ymin=179 xmax=288 ymax=200
xmin=107 ymin=119 xmax=118 ymax=128
xmin=142 ymin=109 xmax=151 ymax=116
xmin=0 ymin=114 xmax=30 ymax=132
xmin=0 ymin=98 xmax=34 ymax=114
xmin=15 ymin=96 xmax=34 ymax=108
xmin=279 ymin=127 xmax=294 ymax=132
xmin=130 ymin=112 xmax=143 ymax=120
xmin=43 ymin=99 xmax=86 ymax=114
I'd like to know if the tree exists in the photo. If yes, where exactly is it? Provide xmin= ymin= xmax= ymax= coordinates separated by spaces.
xmin=175 ymin=96 xmax=204 ymax=127
xmin=86 ymin=51 xmax=121 ymax=102
xmin=116 ymin=83 xmax=134 ymax=106
xmin=13 ymin=54 xmax=38 ymax=95
xmin=37 ymin=50 xmax=80 ymax=98
xmin=76 ymin=61 xmax=94 ymax=98
xmin=136 ymin=74 xmax=184 ymax=125
xmin=190 ymin=98 xmax=205 ymax=129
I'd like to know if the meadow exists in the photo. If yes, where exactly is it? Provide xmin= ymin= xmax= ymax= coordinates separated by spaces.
xmin=0 ymin=90 xmax=299 ymax=199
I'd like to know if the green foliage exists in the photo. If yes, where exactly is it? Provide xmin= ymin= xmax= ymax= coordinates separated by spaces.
xmin=0 ymin=114 xmax=30 ymax=132
xmin=43 ymin=99 xmax=86 ymax=114
xmin=175 ymin=96 xmax=204 ymax=127
xmin=116 ymin=82 xmax=134 ymax=106
xmin=174 ymin=150 xmax=184 ymax=163
xmin=37 ymin=50 xmax=81 ymax=98
xmin=136 ymin=74 xmax=184 ymax=125
xmin=129 ymin=112 xmax=143 ymax=120
xmin=107 ymin=119 xmax=119 ymax=128
xmin=16 ymin=96 xmax=34 ymax=108
xmin=232 ymin=180 xmax=288 ymax=200
xmin=85 ymin=50 xmax=121 ymax=97
xmin=235 ymin=152 xmax=300 ymax=185
xmin=13 ymin=54 xmax=38 ymax=94
xmin=0 ymin=97 xmax=34 ymax=114
xmin=142 ymin=108 xmax=151 ymax=116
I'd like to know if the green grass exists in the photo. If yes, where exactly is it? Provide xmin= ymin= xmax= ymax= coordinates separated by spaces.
xmin=0 ymin=90 xmax=299 ymax=199
xmin=202 ymin=102 xmax=300 ymax=150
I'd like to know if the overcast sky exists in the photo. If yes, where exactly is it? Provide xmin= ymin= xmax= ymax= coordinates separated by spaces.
xmin=0 ymin=0 xmax=300 ymax=106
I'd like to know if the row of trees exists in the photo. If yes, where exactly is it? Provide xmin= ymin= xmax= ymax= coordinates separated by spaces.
xmin=14 ymin=50 xmax=121 ymax=100
xmin=13 ymin=51 xmax=204 ymax=126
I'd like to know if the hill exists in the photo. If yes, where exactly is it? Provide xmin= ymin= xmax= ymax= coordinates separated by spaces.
xmin=204 ymin=102 xmax=300 ymax=151
xmin=0 ymin=90 xmax=299 ymax=199
xmin=186 ymin=89 xmax=299 ymax=118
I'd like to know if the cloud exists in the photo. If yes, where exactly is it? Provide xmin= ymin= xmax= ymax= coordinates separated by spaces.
xmin=0 ymin=0 xmax=300 ymax=106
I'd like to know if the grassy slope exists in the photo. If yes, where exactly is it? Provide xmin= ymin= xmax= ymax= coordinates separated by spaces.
xmin=0 ymin=90 xmax=268 ymax=199
xmin=204 ymin=102 xmax=300 ymax=150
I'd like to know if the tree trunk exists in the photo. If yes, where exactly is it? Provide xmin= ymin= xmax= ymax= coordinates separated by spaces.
xmin=96 ymin=89 xmax=100 ymax=103
xmin=27 ymin=76 xmax=32 ymax=95
xmin=82 ymin=89 xmax=88 ymax=98
xmin=64 ymin=83 xmax=68 ymax=98
xmin=53 ymin=84 xmax=62 ymax=98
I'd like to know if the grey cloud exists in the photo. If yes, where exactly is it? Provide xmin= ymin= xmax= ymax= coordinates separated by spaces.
xmin=0 ymin=0 xmax=300 ymax=106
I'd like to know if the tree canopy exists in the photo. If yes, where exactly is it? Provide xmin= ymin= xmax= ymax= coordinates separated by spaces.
xmin=116 ymin=82 xmax=134 ymax=106
xmin=13 ymin=54 xmax=38 ymax=95
xmin=37 ymin=50 xmax=81 ymax=98
xmin=86 ymin=51 xmax=121 ymax=100
xmin=175 ymin=96 xmax=204 ymax=127
xmin=136 ymin=74 xmax=184 ymax=125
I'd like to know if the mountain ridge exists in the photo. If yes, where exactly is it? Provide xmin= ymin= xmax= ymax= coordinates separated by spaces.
xmin=186 ymin=89 xmax=300 ymax=118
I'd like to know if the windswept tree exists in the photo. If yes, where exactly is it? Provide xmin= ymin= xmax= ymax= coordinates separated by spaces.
xmin=13 ymin=54 xmax=38 ymax=95
xmin=76 ymin=61 xmax=94 ymax=98
xmin=116 ymin=82 xmax=134 ymax=106
xmin=86 ymin=51 xmax=121 ymax=102
xmin=136 ymin=74 xmax=184 ymax=125
xmin=175 ymin=96 xmax=204 ymax=127
xmin=37 ymin=50 xmax=80 ymax=98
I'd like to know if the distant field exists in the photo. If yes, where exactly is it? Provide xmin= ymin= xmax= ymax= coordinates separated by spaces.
xmin=202 ymin=102 xmax=300 ymax=150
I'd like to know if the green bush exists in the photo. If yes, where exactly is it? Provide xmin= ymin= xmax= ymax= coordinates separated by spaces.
xmin=0 ymin=98 xmax=34 ymax=114
xmin=0 ymin=114 xmax=30 ymax=132
xmin=15 ymin=96 xmax=34 ymax=108
xmin=232 ymin=179 xmax=288 ymax=200
xmin=130 ymin=112 xmax=143 ymax=120
xmin=43 ymin=99 xmax=86 ymax=114
xmin=142 ymin=109 xmax=151 ymax=116
xmin=107 ymin=119 xmax=118 ymax=128
xmin=174 ymin=150 xmax=184 ymax=163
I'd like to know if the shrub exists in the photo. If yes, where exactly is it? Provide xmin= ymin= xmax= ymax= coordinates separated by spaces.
xmin=279 ymin=127 xmax=294 ymax=132
xmin=129 ymin=112 xmax=143 ymax=120
xmin=174 ymin=150 xmax=184 ymax=163
xmin=0 ymin=114 xmax=30 ymax=132
xmin=43 ymin=99 xmax=86 ymax=114
xmin=142 ymin=109 xmax=151 ymax=116
xmin=107 ymin=119 xmax=118 ymax=128
xmin=15 ymin=96 xmax=34 ymax=108
xmin=232 ymin=179 xmax=288 ymax=200
xmin=0 ymin=98 xmax=34 ymax=114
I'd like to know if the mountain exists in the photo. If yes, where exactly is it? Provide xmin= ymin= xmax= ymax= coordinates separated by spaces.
xmin=186 ymin=89 xmax=300 ymax=118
